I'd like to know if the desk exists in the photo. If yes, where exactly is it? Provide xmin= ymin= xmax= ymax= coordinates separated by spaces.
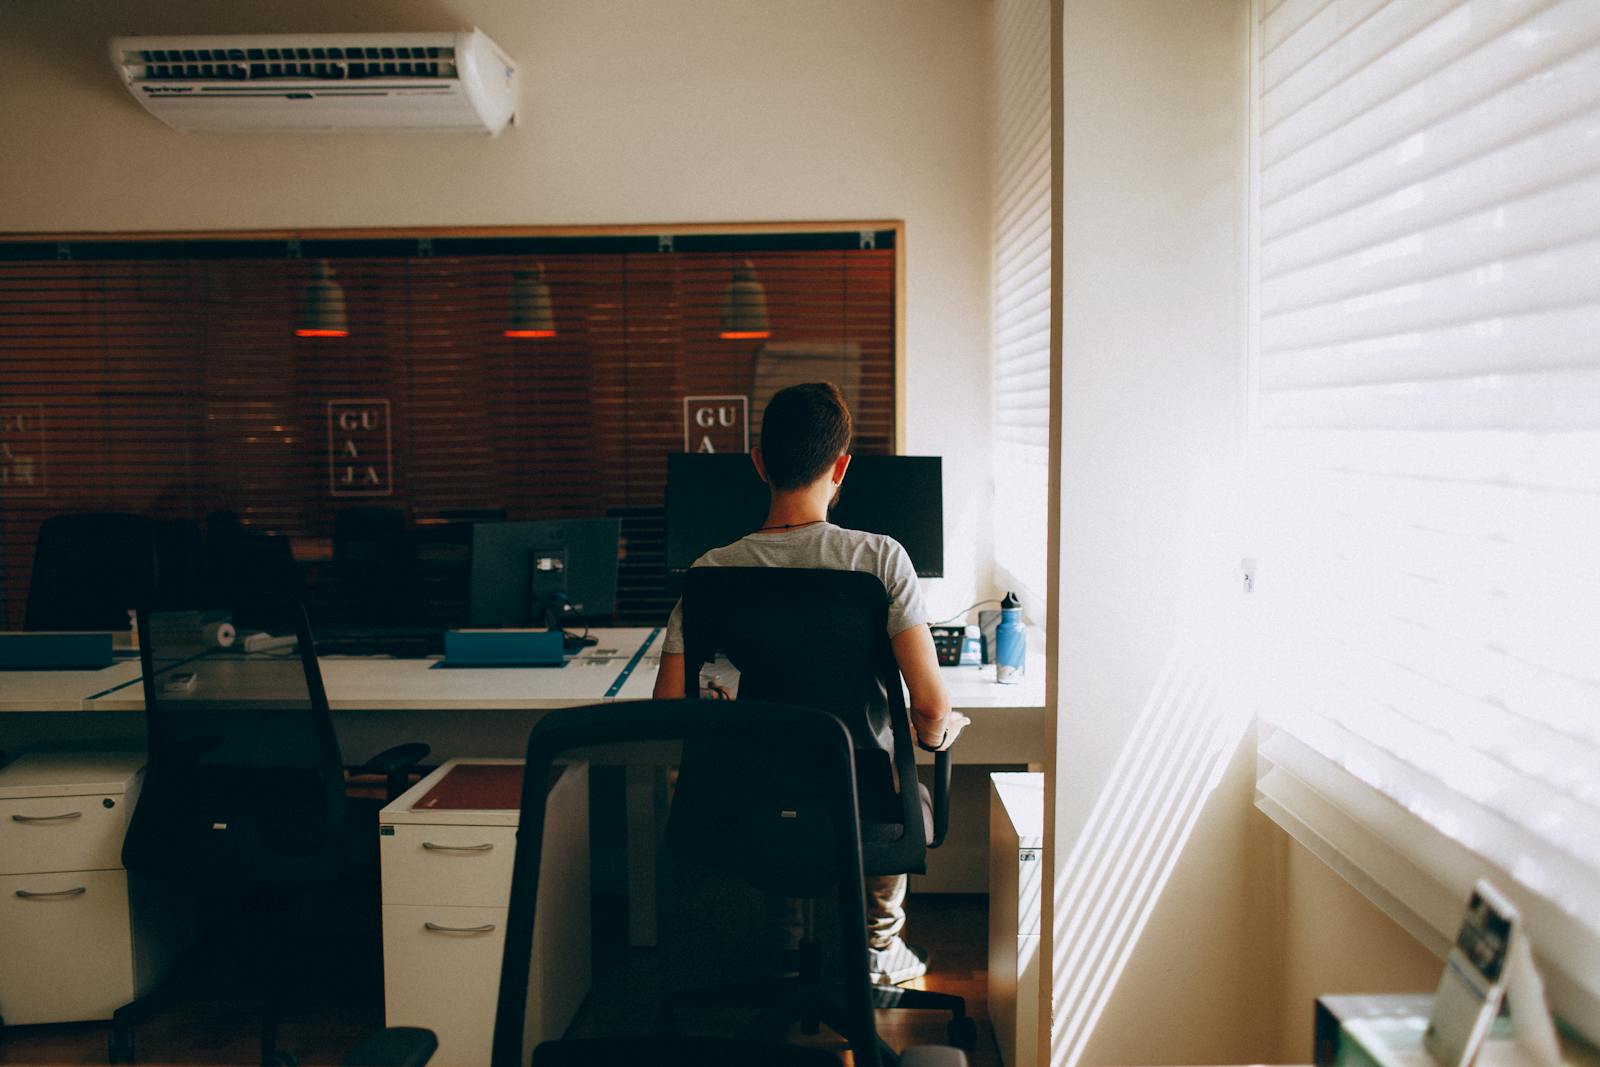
xmin=0 ymin=660 xmax=142 ymax=713
xmin=1 ymin=626 xmax=1048 ymax=907
xmin=615 ymin=626 xmax=1050 ymax=766
xmin=3 ymin=625 xmax=1045 ymax=764
xmin=616 ymin=628 xmax=1050 ymax=893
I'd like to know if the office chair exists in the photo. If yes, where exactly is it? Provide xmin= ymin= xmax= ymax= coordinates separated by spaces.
xmin=673 ymin=567 xmax=973 ymax=1049
xmin=202 ymin=511 xmax=302 ymax=605
xmin=339 ymin=700 xmax=967 ymax=1067
xmin=332 ymin=506 xmax=422 ymax=625
xmin=152 ymin=518 xmax=205 ymax=601
xmin=23 ymin=512 xmax=155 ymax=631
xmin=113 ymin=596 xmax=428 ymax=1067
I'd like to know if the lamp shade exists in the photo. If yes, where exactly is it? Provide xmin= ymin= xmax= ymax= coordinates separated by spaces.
xmin=720 ymin=259 xmax=771 ymax=340
xmin=295 ymin=260 xmax=348 ymax=338
xmin=505 ymin=265 xmax=556 ymax=338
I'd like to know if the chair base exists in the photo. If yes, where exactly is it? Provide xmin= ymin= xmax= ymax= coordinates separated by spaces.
xmin=110 ymin=896 xmax=304 ymax=1066
xmin=659 ymin=938 xmax=973 ymax=1062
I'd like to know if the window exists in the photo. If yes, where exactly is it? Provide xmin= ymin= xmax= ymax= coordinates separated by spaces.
xmin=1250 ymin=0 xmax=1600 ymax=1037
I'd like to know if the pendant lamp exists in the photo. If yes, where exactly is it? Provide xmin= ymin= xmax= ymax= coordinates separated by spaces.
xmin=505 ymin=264 xmax=556 ymax=338
xmin=295 ymin=260 xmax=348 ymax=338
xmin=720 ymin=259 xmax=771 ymax=340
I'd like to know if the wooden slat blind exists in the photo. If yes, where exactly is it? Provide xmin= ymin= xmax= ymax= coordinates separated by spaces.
xmin=0 ymin=234 xmax=897 ymax=627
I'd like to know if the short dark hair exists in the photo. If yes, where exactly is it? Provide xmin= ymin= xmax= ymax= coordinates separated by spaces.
xmin=758 ymin=382 xmax=853 ymax=491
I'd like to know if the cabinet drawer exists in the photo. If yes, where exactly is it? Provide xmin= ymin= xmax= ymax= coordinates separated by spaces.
xmin=383 ymin=904 xmax=506 ymax=1067
xmin=381 ymin=824 xmax=516 ymax=908
xmin=0 ymin=794 xmax=127 ymax=875
xmin=0 ymin=869 xmax=135 ymax=1024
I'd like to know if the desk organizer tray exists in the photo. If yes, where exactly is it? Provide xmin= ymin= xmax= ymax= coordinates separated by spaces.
xmin=440 ymin=628 xmax=564 ymax=668
xmin=413 ymin=763 xmax=525 ymax=811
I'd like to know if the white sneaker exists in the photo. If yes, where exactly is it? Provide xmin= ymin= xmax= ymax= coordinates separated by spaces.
xmin=867 ymin=936 xmax=928 ymax=985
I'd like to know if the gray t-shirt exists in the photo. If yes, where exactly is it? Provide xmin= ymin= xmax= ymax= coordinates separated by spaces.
xmin=661 ymin=522 xmax=928 ymax=655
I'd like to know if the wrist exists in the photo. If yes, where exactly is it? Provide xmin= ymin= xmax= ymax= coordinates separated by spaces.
xmin=913 ymin=712 xmax=948 ymax=750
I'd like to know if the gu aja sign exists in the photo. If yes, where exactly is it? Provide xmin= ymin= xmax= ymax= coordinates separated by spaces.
xmin=683 ymin=395 xmax=749 ymax=454
xmin=327 ymin=399 xmax=394 ymax=497
xmin=0 ymin=404 xmax=46 ymax=496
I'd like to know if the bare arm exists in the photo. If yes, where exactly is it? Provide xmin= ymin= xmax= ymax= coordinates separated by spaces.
xmin=890 ymin=625 xmax=969 ymax=750
xmin=653 ymin=652 xmax=686 ymax=699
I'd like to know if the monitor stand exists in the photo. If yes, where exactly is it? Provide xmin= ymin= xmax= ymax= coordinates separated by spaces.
xmin=530 ymin=595 xmax=598 ymax=653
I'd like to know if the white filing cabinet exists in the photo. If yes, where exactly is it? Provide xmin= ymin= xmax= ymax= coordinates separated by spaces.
xmin=989 ymin=772 xmax=1043 ymax=1067
xmin=380 ymin=758 xmax=590 ymax=1067
xmin=0 ymin=752 xmax=180 ymax=1027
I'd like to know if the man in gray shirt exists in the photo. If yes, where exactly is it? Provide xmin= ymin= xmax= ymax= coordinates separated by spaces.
xmin=654 ymin=381 xmax=969 ymax=985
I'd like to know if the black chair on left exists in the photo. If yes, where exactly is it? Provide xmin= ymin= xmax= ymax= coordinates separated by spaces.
xmin=24 ymin=512 xmax=155 ymax=631
xmin=113 ymin=597 xmax=428 ymax=1066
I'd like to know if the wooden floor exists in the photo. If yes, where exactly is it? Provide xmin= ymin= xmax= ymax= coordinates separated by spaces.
xmin=0 ymin=895 xmax=999 ymax=1066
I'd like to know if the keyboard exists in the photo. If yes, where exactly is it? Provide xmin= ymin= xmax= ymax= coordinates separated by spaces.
xmin=314 ymin=627 xmax=444 ymax=658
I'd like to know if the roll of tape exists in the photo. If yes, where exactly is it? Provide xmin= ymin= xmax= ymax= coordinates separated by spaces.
xmin=201 ymin=621 xmax=236 ymax=648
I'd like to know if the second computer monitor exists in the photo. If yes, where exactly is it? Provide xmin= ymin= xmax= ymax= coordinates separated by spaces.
xmin=666 ymin=453 xmax=943 ymax=576
xmin=468 ymin=518 xmax=621 ymax=628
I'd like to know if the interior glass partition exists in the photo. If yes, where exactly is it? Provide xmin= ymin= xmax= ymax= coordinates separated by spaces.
xmin=0 ymin=228 xmax=899 ymax=628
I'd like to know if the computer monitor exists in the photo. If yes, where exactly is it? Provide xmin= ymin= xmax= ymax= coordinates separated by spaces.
xmin=468 ymin=518 xmax=622 ymax=628
xmin=665 ymin=453 xmax=944 ymax=577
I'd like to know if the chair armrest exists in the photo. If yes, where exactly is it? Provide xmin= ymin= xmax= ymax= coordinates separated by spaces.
xmin=359 ymin=742 xmax=431 ymax=801
xmin=929 ymin=748 xmax=952 ymax=848
xmin=901 ymin=1046 xmax=969 ymax=1067
xmin=341 ymin=1026 xmax=437 ymax=1066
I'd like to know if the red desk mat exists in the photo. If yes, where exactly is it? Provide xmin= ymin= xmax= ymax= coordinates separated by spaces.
xmin=414 ymin=763 xmax=524 ymax=811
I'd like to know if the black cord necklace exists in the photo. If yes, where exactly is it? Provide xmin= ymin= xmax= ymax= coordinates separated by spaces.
xmin=754 ymin=519 xmax=824 ymax=533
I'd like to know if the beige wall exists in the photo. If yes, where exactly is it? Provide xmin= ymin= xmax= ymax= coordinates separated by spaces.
xmin=0 ymin=0 xmax=995 ymax=613
xmin=1273 ymin=834 xmax=1444 ymax=1062
xmin=1045 ymin=0 xmax=1265 ymax=1062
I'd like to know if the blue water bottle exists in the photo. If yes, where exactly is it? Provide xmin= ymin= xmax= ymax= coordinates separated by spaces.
xmin=995 ymin=591 xmax=1025 ymax=684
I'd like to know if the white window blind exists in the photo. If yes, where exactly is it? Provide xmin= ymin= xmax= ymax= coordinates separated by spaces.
xmin=1250 ymin=0 xmax=1600 ymax=1038
xmin=992 ymin=0 xmax=1051 ymax=612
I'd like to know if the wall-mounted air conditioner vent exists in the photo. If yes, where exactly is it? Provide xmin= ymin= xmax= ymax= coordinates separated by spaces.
xmin=110 ymin=31 xmax=517 ymax=133
xmin=126 ymin=44 xmax=457 ymax=82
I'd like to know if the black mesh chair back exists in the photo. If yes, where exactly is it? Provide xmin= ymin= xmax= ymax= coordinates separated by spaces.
xmin=122 ymin=596 xmax=347 ymax=890
xmin=678 ymin=567 xmax=936 ymax=878
xmin=24 ymin=512 xmax=155 ymax=631
xmin=495 ymin=700 xmax=883 ymax=1067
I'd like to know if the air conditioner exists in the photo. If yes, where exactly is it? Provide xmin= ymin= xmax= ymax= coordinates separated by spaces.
xmin=109 ymin=31 xmax=517 ymax=133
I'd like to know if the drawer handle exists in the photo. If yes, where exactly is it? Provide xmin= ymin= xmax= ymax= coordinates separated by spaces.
xmin=16 ymin=886 xmax=88 ymax=899
xmin=424 ymin=921 xmax=496 ymax=934
xmin=421 ymin=841 xmax=494 ymax=852
xmin=11 ymin=811 xmax=83 ymax=823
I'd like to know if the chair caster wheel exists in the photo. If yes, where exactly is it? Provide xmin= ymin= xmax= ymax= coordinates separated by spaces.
xmin=108 ymin=1026 xmax=135 ymax=1063
xmin=947 ymin=1014 xmax=978 ymax=1050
